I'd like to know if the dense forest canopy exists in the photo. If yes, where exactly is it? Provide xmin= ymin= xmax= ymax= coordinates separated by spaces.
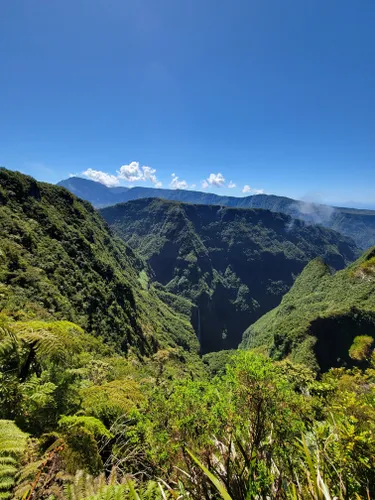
xmin=0 ymin=168 xmax=374 ymax=499
xmin=101 ymin=198 xmax=358 ymax=352
xmin=0 ymin=168 xmax=199 ymax=356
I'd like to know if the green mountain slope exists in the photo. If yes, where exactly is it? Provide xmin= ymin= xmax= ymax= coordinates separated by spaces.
xmin=0 ymin=168 xmax=199 ymax=355
xmin=240 ymin=246 xmax=375 ymax=371
xmin=101 ymin=198 xmax=359 ymax=353
xmin=59 ymin=177 xmax=375 ymax=249
xmin=326 ymin=209 xmax=375 ymax=249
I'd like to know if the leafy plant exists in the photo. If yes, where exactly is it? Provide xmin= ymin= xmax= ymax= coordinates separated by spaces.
xmin=0 ymin=420 xmax=28 ymax=500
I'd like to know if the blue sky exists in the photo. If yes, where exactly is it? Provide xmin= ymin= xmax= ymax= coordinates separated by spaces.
xmin=1 ymin=0 xmax=374 ymax=206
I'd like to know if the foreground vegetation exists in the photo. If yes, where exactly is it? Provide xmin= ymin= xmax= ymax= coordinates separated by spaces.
xmin=1 ymin=321 xmax=374 ymax=499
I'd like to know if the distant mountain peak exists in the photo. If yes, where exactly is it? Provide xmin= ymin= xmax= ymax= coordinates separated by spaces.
xmin=58 ymin=176 xmax=375 ymax=249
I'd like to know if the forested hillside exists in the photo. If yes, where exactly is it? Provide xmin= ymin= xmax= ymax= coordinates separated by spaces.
xmin=59 ymin=176 xmax=375 ymax=249
xmin=1 ymin=169 xmax=375 ymax=498
xmin=241 ymin=246 xmax=375 ymax=371
xmin=0 ymin=168 xmax=198 ymax=355
xmin=101 ymin=198 xmax=358 ymax=352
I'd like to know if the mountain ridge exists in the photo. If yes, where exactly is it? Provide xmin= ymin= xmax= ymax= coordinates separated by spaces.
xmin=58 ymin=176 xmax=375 ymax=249
xmin=101 ymin=197 xmax=359 ymax=352
xmin=0 ymin=168 xmax=199 ymax=356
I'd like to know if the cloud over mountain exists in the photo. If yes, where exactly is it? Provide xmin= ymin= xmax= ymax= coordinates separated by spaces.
xmin=170 ymin=173 xmax=188 ymax=189
xmin=242 ymin=185 xmax=264 ymax=195
xmin=202 ymin=172 xmax=225 ymax=188
xmin=82 ymin=161 xmax=162 ymax=188
xmin=83 ymin=168 xmax=120 ymax=187
xmin=118 ymin=162 xmax=162 ymax=187
xmin=82 ymin=165 xmax=265 ymax=196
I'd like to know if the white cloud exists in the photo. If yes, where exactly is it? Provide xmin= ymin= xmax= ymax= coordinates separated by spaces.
xmin=205 ymin=172 xmax=225 ymax=187
xmin=83 ymin=168 xmax=120 ymax=187
xmin=155 ymin=181 xmax=163 ymax=188
xmin=201 ymin=180 xmax=209 ymax=189
xmin=169 ymin=173 xmax=188 ymax=189
xmin=190 ymin=184 xmax=196 ymax=189
xmin=118 ymin=161 xmax=161 ymax=186
xmin=118 ymin=161 xmax=143 ymax=182
xmin=228 ymin=180 xmax=236 ymax=188
xmin=242 ymin=185 xmax=264 ymax=195
xmin=142 ymin=165 xmax=158 ymax=184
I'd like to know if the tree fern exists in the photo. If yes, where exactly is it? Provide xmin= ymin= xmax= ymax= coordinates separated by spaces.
xmin=1 ymin=320 xmax=85 ymax=384
xmin=0 ymin=420 xmax=28 ymax=500
xmin=0 ymin=327 xmax=19 ymax=370
xmin=17 ymin=326 xmax=66 ymax=365
xmin=13 ymin=320 xmax=88 ymax=370
xmin=0 ymin=323 xmax=65 ymax=380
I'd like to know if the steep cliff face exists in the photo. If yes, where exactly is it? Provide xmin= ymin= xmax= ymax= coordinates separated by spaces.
xmin=101 ymin=198 xmax=359 ymax=353
xmin=240 ymin=247 xmax=375 ymax=370
xmin=0 ymin=168 xmax=199 ymax=355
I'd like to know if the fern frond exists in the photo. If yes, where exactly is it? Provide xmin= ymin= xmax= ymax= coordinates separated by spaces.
xmin=12 ymin=483 xmax=32 ymax=500
xmin=0 ymin=420 xmax=28 ymax=456
xmin=0 ymin=490 xmax=13 ymax=500
xmin=13 ymin=459 xmax=43 ymax=496
xmin=14 ymin=320 xmax=86 ymax=366
xmin=63 ymin=470 xmax=94 ymax=500
xmin=126 ymin=478 xmax=141 ymax=500
xmin=0 ymin=420 xmax=28 ymax=500
xmin=0 ymin=467 xmax=17 ymax=478
xmin=93 ymin=472 xmax=107 ymax=491
xmin=62 ymin=468 xmax=177 ymax=500
xmin=107 ymin=468 xmax=117 ymax=486
xmin=19 ymin=328 xmax=66 ymax=363
xmin=22 ymin=376 xmax=57 ymax=408
xmin=0 ymin=458 xmax=16 ymax=466
xmin=0 ymin=327 xmax=19 ymax=366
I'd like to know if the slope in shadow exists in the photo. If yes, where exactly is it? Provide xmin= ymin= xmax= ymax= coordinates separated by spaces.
xmin=310 ymin=308 xmax=375 ymax=372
